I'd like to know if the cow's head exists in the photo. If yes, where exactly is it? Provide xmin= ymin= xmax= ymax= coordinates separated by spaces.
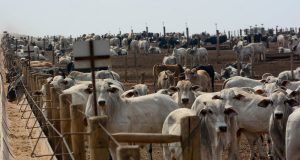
xmin=169 ymin=80 xmax=201 ymax=107
xmin=266 ymin=90 xmax=297 ymax=120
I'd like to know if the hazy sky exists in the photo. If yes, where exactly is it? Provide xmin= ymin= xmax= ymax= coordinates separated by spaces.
xmin=0 ymin=0 xmax=299 ymax=37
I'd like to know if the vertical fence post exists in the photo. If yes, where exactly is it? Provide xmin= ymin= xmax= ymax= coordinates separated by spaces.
xmin=50 ymin=87 xmax=62 ymax=160
xmin=216 ymin=30 xmax=220 ymax=64
xmin=291 ymin=52 xmax=294 ymax=80
xmin=70 ymin=104 xmax=86 ymax=160
xmin=181 ymin=115 xmax=201 ymax=160
xmin=117 ymin=145 xmax=140 ymax=160
xmin=88 ymin=116 xmax=110 ymax=160
xmin=124 ymin=55 xmax=128 ymax=82
xmin=59 ymin=94 xmax=72 ymax=160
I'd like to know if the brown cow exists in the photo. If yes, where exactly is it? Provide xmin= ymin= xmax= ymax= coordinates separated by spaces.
xmin=153 ymin=64 xmax=184 ymax=91
xmin=185 ymin=68 xmax=211 ymax=92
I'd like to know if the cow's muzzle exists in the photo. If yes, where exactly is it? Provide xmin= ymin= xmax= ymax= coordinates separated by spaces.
xmin=98 ymin=100 xmax=106 ymax=106
xmin=182 ymin=98 xmax=189 ymax=104
xmin=219 ymin=126 xmax=227 ymax=132
xmin=275 ymin=113 xmax=283 ymax=119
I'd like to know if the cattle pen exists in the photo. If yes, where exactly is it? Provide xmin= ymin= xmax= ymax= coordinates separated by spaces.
xmin=15 ymin=61 xmax=203 ymax=160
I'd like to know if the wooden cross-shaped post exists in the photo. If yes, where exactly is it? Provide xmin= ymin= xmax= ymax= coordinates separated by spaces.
xmin=24 ymin=45 xmax=34 ymax=67
xmin=74 ymin=40 xmax=111 ymax=116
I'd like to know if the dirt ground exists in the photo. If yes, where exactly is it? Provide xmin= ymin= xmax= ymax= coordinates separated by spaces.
xmin=2 ymin=43 xmax=298 ymax=160
xmin=0 ymin=49 xmax=53 ymax=160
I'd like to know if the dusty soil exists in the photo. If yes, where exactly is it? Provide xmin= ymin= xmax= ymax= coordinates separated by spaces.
xmin=0 ymin=49 xmax=52 ymax=160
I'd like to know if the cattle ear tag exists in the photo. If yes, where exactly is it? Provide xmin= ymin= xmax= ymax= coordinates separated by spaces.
xmin=234 ymin=94 xmax=245 ymax=100
xmin=212 ymin=95 xmax=222 ymax=100
xmin=257 ymin=99 xmax=272 ymax=108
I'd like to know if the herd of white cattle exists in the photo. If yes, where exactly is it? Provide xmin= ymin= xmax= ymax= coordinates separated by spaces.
xmin=2 ymin=31 xmax=300 ymax=160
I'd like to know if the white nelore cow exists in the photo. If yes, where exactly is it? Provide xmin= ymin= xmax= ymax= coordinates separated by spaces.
xmin=233 ymin=45 xmax=255 ymax=63
xmin=278 ymin=67 xmax=300 ymax=81
xmin=277 ymin=34 xmax=285 ymax=47
xmin=222 ymin=76 xmax=263 ymax=89
xmin=247 ymin=43 xmax=266 ymax=61
xmin=162 ymin=108 xmax=197 ymax=160
xmin=121 ymin=84 xmax=149 ymax=98
xmin=286 ymin=107 xmax=300 ymax=160
xmin=278 ymin=47 xmax=291 ymax=53
xmin=110 ymin=37 xmax=120 ymax=47
xmin=162 ymin=55 xmax=177 ymax=65
xmin=172 ymin=48 xmax=188 ymax=66
xmin=130 ymin=40 xmax=139 ymax=53
xmin=68 ymin=70 xmax=120 ymax=81
xmin=169 ymin=80 xmax=200 ymax=108
xmin=212 ymin=88 xmax=274 ymax=159
xmin=268 ymin=90 xmax=297 ymax=159
xmin=148 ymin=46 xmax=161 ymax=54
xmin=187 ymin=47 xmax=208 ymax=66
xmin=84 ymin=80 xmax=178 ymax=159
xmin=156 ymin=70 xmax=175 ymax=90
xmin=162 ymin=92 xmax=235 ymax=160
xmin=138 ymin=40 xmax=150 ymax=54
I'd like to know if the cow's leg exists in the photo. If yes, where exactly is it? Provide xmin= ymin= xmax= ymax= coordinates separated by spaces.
xmin=228 ymin=119 xmax=240 ymax=160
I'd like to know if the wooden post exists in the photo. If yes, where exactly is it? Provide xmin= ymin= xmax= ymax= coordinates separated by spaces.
xmin=291 ymin=52 xmax=294 ymax=80
xmin=50 ymin=87 xmax=62 ymax=160
xmin=216 ymin=30 xmax=220 ymax=64
xmin=88 ymin=116 xmax=110 ymax=160
xmin=117 ymin=145 xmax=140 ymax=160
xmin=139 ymin=72 xmax=145 ymax=84
xmin=237 ymin=56 xmax=241 ymax=76
xmin=181 ymin=116 xmax=201 ymax=160
xmin=124 ymin=55 xmax=128 ymax=82
xmin=45 ymin=83 xmax=53 ymax=144
xmin=134 ymin=48 xmax=138 ymax=83
xmin=163 ymin=26 xmax=166 ymax=37
xmin=70 ymin=104 xmax=86 ymax=160
xmin=59 ymin=94 xmax=72 ymax=160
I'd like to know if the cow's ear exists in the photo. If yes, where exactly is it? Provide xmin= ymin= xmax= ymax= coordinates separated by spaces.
xmin=107 ymin=87 xmax=119 ymax=93
xmin=60 ymin=80 xmax=68 ymax=85
xmin=285 ymin=99 xmax=298 ymax=107
xmin=224 ymin=108 xmax=238 ymax=117
xmin=233 ymin=94 xmax=245 ymax=100
xmin=191 ymin=85 xmax=200 ymax=91
xmin=123 ymin=90 xmax=138 ymax=98
xmin=289 ymin=91 xmax=298 ymax=97
xmin=168 ymin=86 xmax=178 ymax=93
xmin=281 ymin=80 xmax=290 ymax=87
xmin=84 ymin=87 xmax=93 ymax=94
xmin=258 ymin=99 xmax=272 ymax=108
xmin=255 ymin=89 xmax=265 ymax=95
xmin=212 ymin=95 xmax=223 ymax=100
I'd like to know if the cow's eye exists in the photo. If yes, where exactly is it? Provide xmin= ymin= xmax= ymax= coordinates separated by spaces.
xmin=208 ymin=109 xmax=213 ymax=114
